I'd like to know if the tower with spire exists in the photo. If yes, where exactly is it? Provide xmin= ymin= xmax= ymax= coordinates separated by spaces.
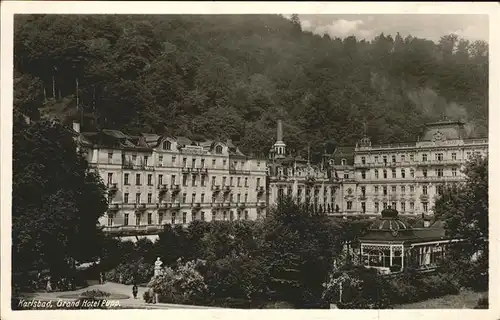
xmin=270 ymin=119 xmax=286 ymax=160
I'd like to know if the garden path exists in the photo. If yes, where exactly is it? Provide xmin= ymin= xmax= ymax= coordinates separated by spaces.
xmin=24 ymin=282 xmax=221 ymax=309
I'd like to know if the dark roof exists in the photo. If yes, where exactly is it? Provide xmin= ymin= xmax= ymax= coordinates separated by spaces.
xmin=421 ymin=120 xmax=467 ymax=141
xmin=359 ymin=209 xmax=450 ymax=244
xmin=333 ymin=146 xmax=355 ymax=165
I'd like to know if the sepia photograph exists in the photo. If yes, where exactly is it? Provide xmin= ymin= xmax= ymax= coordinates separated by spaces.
xmin=1 ymin=1 xmax=497 ymax=318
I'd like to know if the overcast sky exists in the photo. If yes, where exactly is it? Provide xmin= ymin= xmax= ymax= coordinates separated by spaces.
xmin=287 ymin=14 xmax=488 ymax=43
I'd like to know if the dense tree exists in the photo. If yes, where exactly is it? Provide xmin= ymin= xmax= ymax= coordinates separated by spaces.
xmin=261 ymin=197 xmax=342 ymax=307
xmin=14 ymin=15 xmax=488 ymax=154
xmin=12 ymin=111 xmax=108 ymax=276
xmin=434 ymin=154 xmax=488 ymax=290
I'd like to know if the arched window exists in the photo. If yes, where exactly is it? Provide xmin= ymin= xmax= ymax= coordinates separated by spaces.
xmin=215 ymin=145 xmax=223 ymax=154
xmin=383 ymin=169 xmax=387 ymax=179
xmin=162 ymin=140 xmax=171 ymax=150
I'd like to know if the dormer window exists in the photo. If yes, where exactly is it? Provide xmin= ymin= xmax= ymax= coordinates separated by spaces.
xmin=341 ymin=159 xmax=346 ymax=166
xmin=162 ymin=140 xmax=171 ymax=150
xmin=215 ymin=145 xmax=223 ymax=154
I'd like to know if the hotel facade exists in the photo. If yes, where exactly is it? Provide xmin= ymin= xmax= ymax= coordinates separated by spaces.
xmin=73 ymin=118 xmax=487 ymax=239
xmin=332 ymin=120 xmax=488 ymax=216
xmin=77 ymin=127 xmax=268 ymax=239
xmin=266 ymin=120 xmax=339 ymax=212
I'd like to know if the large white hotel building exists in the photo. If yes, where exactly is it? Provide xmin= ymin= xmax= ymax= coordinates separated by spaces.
xmin=332 ymin=120 xmax=488 ymax=216
xmin=73 ymin=118 xmax=487 ymax=239
xmin=76 ymin=127 xmax=267 ymax=239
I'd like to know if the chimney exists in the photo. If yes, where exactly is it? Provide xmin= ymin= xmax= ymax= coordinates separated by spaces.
xmin=226 ymin=139 xmax=232 ymax=146
xmin=277 ymin=119 xmax=283 ymax=142
xmin=73 ymin=121 xmax=80 ymax=133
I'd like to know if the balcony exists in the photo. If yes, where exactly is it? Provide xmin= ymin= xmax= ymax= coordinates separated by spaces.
xmin=415 ymin=175 xmax=464 ymax=182
xmin=107 ymin=203 xmax=120 ymax=211
xmin=256 ymin=186 xmax=265 ymax=194
xmin=211 ymin=185 xmax=221 ymax=192
xmin=259 ymin=202 xmax=267 ymax=208
xmin=198 ymin=168 xmax=208 ymax=175
xmin=420 ymin=194 xmax=429 ymax=201
xmin=238 ymin=203 xmax=246 ymax=209
xmin=229 ymin=168 xmax=251 ymax=175
xmin=157 ymin=202 xmax=171 ymax=210
xmin=158 ymin=184 xmax=168 ymax=192
xmin=107 ymin=183 xmax=118 ymax=193
xmin=223 ymin=186 xmax=231 ymax=193
xmin=171 ymin=185 xmax=181 ymax=193
xmin=102 ymin=224 xmax=164 ymax=235
xmin=134 ymin=203 xmax=147 ymax=211
xmin=122 ymin=163 xmax=155 ymax=171
xmin=182 ymin=167 xmax=191 ymax=174
xmin=172 ymin=203 xmax=181 ymax=210
xmin=192 ymin=202 xmax=201 ymax=209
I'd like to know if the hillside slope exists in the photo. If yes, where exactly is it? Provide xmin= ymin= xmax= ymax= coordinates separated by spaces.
xmin=14 ymin=14 xmax=488 ymax=159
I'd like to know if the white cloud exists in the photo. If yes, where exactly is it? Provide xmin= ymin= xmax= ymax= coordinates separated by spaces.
xmin=301 ymin=19 xmax=365 ymax=38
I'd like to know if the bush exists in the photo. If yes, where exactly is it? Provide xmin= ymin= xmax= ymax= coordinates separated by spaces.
xmin=387 ymin=271 xmax=460 ymax=305
xmin=389 ymin=265 xmax=402 ymax=273
xmin=81 ymin=289 xmax=111 ymax=298
xmin=474 ymin=296 xmax=488 ymax=309
xmin=105 ymin=258 xmax=154 ymax=285
xmin=143 ymin=289 xmax=154 ymax=304
xmin=148 ymin=259 xmax=210 ymax=305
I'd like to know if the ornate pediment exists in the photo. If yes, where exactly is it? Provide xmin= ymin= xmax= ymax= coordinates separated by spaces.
xmin=432 ymin=130 xmax=445 ymax=142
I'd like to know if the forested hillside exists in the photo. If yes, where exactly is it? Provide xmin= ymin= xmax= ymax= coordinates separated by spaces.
xmin=14 ymin=14 xmax=488 ymax=157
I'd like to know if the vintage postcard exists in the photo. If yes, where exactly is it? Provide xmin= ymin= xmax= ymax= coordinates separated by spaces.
xmin=1 ymin=1 xmax=499 ymax=320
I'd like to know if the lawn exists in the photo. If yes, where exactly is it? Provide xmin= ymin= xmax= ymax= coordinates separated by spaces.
xmin=395 ymin=290 xmax=487 ymax=309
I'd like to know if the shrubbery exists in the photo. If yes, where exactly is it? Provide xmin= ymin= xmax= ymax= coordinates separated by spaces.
xmin=81 ymin=289 xmax=111 ymax=298
xmin=105 ymin=258 xmax=154 ymax=285
xmin=386 ymin=272 xmax=460 ymax=305
xmin=148 ymin=259 xmax=210 ymax=305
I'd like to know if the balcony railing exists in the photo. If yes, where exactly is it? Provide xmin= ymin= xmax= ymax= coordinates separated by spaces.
xmin=108 ymin=203 xmax=120 ymax=211
xmin=134 ymin=203 xmax=147 ymax=211
xmin=229 ymin=168 xmax=251 ymax=175
xmin=107 ymin=183 xmax=118 ymax=192
xmin=415 ymin=175 xmax=464 ymax=182
xmin=223 ymin=186 xmax=231 ymax=193
xmin=211 ymin=185 xmax=221 ymax=192
xmin=122 ymin=163 xmax=155 ymax=171
xmin=256 ymin=186 xmax=265 ymax=194
xmin=171 ymin=185 xmax=181 ymax=193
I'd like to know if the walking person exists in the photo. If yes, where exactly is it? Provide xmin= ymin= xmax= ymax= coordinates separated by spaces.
xmin=46 ymin=276 xmax=52 ymax=293
xmin=132 ymin=284 xmax=138 ymax=299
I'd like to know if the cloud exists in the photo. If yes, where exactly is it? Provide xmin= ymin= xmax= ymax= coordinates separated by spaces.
xmin=285 ymin=14 xmax=488 ymax=42
xmin=300 ymin=18 xmax=365 ymax=38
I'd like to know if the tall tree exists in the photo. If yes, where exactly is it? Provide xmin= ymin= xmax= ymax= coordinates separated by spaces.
xmin=434 ymin=154 xmax=488 ymax=290
xmin=261 ymin=196 xmax=341 ymax=307
xmin=12 ymin=111 xmax=108 ymax=276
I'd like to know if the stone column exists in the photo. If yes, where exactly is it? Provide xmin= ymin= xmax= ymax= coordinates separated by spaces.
xmin=389 ymin=245 xmax=393 ymax=267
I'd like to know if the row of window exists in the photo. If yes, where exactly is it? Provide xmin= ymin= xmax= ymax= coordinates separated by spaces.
xmin=357 ymin=151 xmax=481 ymax=165
xmin=345 ymin=201 xmax=429 ymax=212
xmin=360 ymin=167 xmax=458 ymax=179
xmin=160 ymin=140 xmax=225 ymax=155
xmin=107 ymin=209 xmax=261 ymax=226
xmin=108 ymin=173 xmax=261 ymax=188
xmin=108 ymin=152 xmax=261 ymax=169
xmin=356 ymin=184 xmax=446 ymax=196
xmin=277 ymin=188 xmax=335 ymax=202
xmin=117 ymin=191 xmax=256 ymax=204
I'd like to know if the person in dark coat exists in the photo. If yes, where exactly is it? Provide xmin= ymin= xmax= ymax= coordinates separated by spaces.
xmin=132 ymin=284 xmax=138 ymax=299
